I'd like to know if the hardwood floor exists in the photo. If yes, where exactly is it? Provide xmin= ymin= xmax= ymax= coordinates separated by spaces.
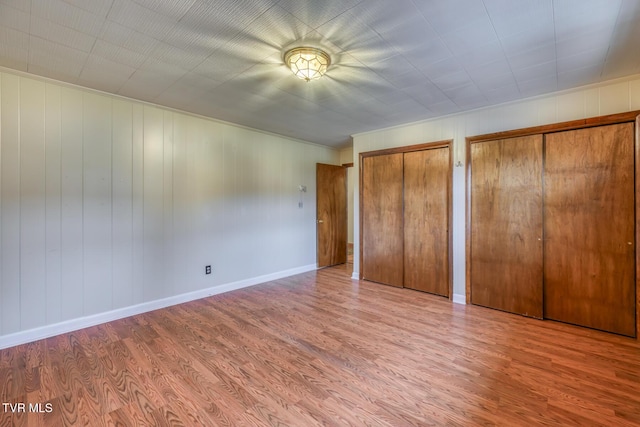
xmin=2 ymin=264 xmax=640 ymax=426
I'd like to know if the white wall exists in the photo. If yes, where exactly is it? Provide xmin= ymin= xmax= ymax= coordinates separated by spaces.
xmin=339 ymin=147 xmax=355 ymax=244
xmin=0 ymin=70 xmax=339 ymax=345
xmin=352 ymin=74 xmax=640 ymax=300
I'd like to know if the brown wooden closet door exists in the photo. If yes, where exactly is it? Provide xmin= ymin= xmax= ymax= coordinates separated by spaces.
xmin=470 ymin=135 xmax=543 ymax=318
xmin=544 ymin=123 xmax=636 ymax=337
xmin=362 ymin=153 xmax=404 ymax=287
xmin=404 ymin=148 xmax=450 ymax=296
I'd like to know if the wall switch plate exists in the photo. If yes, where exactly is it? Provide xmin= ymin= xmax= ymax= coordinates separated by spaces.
xmin=205 ymin=265 xmax=211 ymax=274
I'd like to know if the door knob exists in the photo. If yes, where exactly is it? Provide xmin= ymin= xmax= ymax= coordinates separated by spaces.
xmin=318 ymin=220 xmax=324 ymax=223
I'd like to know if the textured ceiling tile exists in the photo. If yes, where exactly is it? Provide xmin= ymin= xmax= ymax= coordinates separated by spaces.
xmin=192 ymin=52 xmax=257 ymax=81
xmin=316 ymin=11 xmax=395 ymax=64
xmin=517 ymin=75 xmax=558 ymax=97
xmin=404 ymin=40 xmax=453 ymax=72
xmin=512 ymin=60 xmax=557 ymax=83
xmin=0 ymin=26 xmax=29 ymax=50
xmin=557 ymin=48 xmax=608 ymax=74
xmin=402 ymin=82 xmax=449 ymax=107
xmin=91 ymin=39 xmax=149 ymax=68
xmin=456 ymin=41 xmax=506 ymax=71
xmin=0 ymin=3 xmax=30 ymax=32
xmin=149 ymin=41 xmax=211 ymax=71
xmin=0 ymin=42 xmax=28 ymax=71
xmin=62 ymin=0 xmax=114 ymax=17
xmin=557 ymin=64 xmax=603 ymax=90
xmin=30 ymin=15 xmax=97 ymax=52
xmin=439 ymin=16 xmax=498 ymax=56
xmin=99 ymin=21 xmax=159 ymax=55
xmin=155 ymin=72 xmax=222 ymax=107
xmin=129 ymin=0 xmax=197 ymax=19
xmin=416 ymin=0 xmax=488 ymax=33
xmin=31 ymin=0 xmax=105 ymax=36
xmin=506 ymin=43 xmax=556 ymax=70
xmin=368 ymin=54 xmax=421 ymax=85
xmin=29 ymin=35 xmax=88 ymax=74
xmin=421 ymin=57 xmax=466 ymax=81
xmin=553 ymin=0 xmax=621 ymax=41
xmin=486 ymin=0 xmax=553 ymax=39
xmin=555 ymin=28 xmax=613 ymax=58
xmin=277 ymin=0 xmax=362 ymax=29
xmin=500 ymin=22 xmax=555 ymax=57
xmin=0 ymin=0 xmax=32 ymax=12
xmin=483 ymin=82 xmax=521 ymax=104
xmin=107 ymin=0 xmax=179 ymax=39
xmin=118 ymin=68 xmax=183 ymax=101
xmin=225 ymin=5 xmax=313 ymax=58
xmin=80 ymin=54 xmax=136 ymax=84
xmin=472 ymin=70 xmax=517 ymax=92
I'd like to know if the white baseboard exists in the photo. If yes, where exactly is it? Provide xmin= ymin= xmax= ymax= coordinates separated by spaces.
xmin=351 ymin=272 xmax=360 ymax=280
xmin=0 ymin=264 xmax=317 ymax=350
xmin=452 ymin=293 xmax=466 ymax=305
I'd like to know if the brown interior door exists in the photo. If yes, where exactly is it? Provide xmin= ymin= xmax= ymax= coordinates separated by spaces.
xmin=470 ymin=135 xmax=544 ymax=318
xmin=316 ymin=163 xmax=347 ymax=268
xmin=404 ymin=148 xmax=450 ymax=296
xmin=362 ymin=153 xmax=403 ymax=287
xmin=544 ymin=123 xmax=636 ymax=337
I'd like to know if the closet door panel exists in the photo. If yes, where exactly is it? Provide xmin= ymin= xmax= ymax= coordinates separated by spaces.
xmin=404 ymin=148 xmax=449 ymax=296
xmin=470 ymin=135 xmax=544 ymax=317
xmin=544 ymin=123 xmax=636 ymax=337
xmin=362 ymin=153 xmax=404 ymax=287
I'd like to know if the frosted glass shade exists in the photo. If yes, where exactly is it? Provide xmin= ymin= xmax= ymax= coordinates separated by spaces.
xmin=284 ymin=47 xmax=331 ymax=82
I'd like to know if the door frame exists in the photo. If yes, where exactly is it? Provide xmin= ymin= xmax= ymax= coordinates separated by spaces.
xmin=466 ymin=110 xmax=640 ymax=338
xmin=359 ymin=140 xmax=454 ymax=299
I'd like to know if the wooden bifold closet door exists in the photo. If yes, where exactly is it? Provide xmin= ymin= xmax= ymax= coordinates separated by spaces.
xmin=362 ymin=146 xmax=450 ymax=296
xmin=544 ymin=123 xmax=636 ymax=337
xmin=404 ymin=149 xmax=450 ymax=296
xmin=362 ymin=153 xmax=404 ymax=287
xmin=470 ymin=135 xmax=544 ymax=318
xmin=470 ymin=120 xmax=637 ymax=337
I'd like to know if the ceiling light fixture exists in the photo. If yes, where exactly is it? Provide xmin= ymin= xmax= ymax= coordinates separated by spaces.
xmin=284 ymin=47 xmax=331 ymax=82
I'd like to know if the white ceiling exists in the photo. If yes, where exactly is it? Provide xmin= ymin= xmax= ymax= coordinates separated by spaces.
xmin=1 ymin=0 xmax=639 ymax=148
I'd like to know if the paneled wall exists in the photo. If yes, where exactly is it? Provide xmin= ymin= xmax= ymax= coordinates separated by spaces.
xmin=352 ymin=74 xmax=640 ymax=300
xmin=0 ymin=71 xmax=338 ymax=340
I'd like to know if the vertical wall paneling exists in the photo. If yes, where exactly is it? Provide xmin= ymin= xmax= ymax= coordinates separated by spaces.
xmin=142 ymin=106 xmax=165 ymax=301
xmin=60 ymin=87 xmax=84 ymax=320
xmin=83 ymin=92 xmax=113 ymax=314
xmin=163 ymin=110 xmax=174 ymax=299
xmin=208 ymin=121 xmax=224 ymax=282
xmin=131 ymin=104 xmax=144 ymax=304
xmin=20 ymin=79 xmax=46 ymax=330
xmin=1 ymin=73 xmax=21 ymax=334
xmin=0 ymin=70 xmax=339 ymax=345
xmin=0 ymin=73 xmax=2 ymax=335
xmin=221 ymin=130 xmax=239 ymax=284
xmin=171 ymin=114 xmax=189 ymax=293
xmin=45 ymin=83 xmax=62 ymax=324
xmin=111 ymin=99 xmax=134 ymax=309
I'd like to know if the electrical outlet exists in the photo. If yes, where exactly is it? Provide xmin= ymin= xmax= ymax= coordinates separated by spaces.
xmin=205 ymin=265 xmax=211 ymax=275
